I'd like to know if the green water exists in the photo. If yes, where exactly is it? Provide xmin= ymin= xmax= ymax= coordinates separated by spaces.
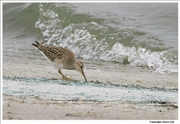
xmin=3 ymin=3 xmax=178 ymax=74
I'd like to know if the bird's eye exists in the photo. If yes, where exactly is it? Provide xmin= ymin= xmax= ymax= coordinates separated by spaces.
xmin=81 ymin=66 xmax=83 ymax=69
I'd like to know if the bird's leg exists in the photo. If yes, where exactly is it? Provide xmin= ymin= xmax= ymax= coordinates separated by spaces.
xmin=58 ymin=69 xmax=69 ymax=80
xmin=58 ymin=69 xmax=73 ymax=81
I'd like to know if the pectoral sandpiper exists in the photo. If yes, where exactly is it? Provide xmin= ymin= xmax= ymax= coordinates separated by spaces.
xmin=32 ymin=41 xmax=87 ymax=82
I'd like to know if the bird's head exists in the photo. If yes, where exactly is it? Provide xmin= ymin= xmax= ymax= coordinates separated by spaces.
xmin=75 ymin=61 xmax=87 ymax=82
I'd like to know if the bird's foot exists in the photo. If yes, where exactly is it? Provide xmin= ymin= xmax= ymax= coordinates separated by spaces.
xmin=62 ymin=76 xmax=73 ymax=81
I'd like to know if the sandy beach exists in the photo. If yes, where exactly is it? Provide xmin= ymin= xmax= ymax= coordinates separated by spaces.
xmin=2 ymin=61 xmax=178 ymax=120
xmin=3 ymin=95 xmax=178 ymax=120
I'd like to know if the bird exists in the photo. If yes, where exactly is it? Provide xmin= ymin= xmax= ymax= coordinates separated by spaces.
xmin=32 ymin=41 xmax=87 ymax=82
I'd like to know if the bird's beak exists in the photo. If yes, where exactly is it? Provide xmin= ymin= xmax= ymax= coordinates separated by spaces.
xmin=81 ymin=71 xmax=87 ymax=82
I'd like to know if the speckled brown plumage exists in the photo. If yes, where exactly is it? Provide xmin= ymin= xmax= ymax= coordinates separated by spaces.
xmin=32 ymin=41 xmax=87 ymax=82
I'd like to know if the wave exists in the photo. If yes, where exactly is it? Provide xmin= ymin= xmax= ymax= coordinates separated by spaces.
xmin=3 ymin=3 xmax=178 ymax=74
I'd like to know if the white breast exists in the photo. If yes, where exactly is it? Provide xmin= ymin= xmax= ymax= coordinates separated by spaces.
xmin=51 ymin=59 xmax=64 ymax=69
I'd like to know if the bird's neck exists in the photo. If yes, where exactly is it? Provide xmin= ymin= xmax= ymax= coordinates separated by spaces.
xmin=75 ymin=60 xmax=81 ymax=72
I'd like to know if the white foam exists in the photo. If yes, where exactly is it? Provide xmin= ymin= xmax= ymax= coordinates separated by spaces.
xmin=34 ymin=4 xmax=178 ymax=74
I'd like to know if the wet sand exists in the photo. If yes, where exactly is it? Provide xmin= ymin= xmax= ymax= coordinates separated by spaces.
xmin=3 ymin=61 xmax=178 ymax=89
xmin=2 ymin=61 xmax=178 ymax=120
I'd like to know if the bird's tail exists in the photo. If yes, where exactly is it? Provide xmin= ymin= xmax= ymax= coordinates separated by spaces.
xmin=32 ymin=41 xmax=47 ymax=53
xmin=32 ymin=41 xmax=41 ymax=48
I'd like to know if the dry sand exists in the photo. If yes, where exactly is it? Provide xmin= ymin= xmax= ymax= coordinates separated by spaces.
xmin=3 ymin=95 xmax=178 ymax=120
xmin=2 ymin=61 xmax=178 ymax=120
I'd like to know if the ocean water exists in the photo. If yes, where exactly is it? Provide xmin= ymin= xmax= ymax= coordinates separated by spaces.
xmin=3 ymin=3 xmax=178 ymax=74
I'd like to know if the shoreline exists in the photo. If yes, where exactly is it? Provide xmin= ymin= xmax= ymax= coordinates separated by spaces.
xmin=3 ymin=61 xmax=178 ymax=89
